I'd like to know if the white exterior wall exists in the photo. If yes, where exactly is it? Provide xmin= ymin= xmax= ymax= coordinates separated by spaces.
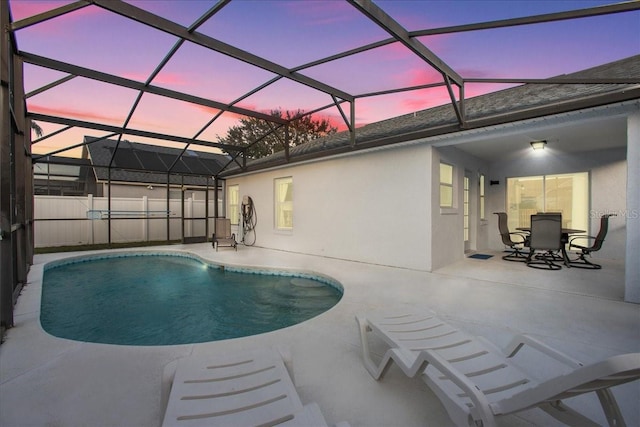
xmin=226 ymin=137 xmax=628 ymax=272
xmin=431 ymin=146 xmax=491 ymax=270
xmin=486 ymin=147 xmax=627 ymax=261
xmin=227 ymin=144 xmax=433 ymax=271
xmin=227 ymin=143 xmax=490 ymax=272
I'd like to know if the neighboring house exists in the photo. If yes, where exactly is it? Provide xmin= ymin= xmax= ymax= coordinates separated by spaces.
xmin=33 ymin=156 xmax=95 ymax=196
xmin=220 ymin=55 xmax=640 ymax=302
xmin=34 ymin=138 xmax=231 ymax=199
xmin=82 ymin=137 xmax=229 ymax=199
xmin=32 ymin=138 xmax=233 ymax=247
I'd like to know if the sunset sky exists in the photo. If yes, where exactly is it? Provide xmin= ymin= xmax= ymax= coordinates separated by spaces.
xmin=8 ymin=0 xmax=640 ymax=157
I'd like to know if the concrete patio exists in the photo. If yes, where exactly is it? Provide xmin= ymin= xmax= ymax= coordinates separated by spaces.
xmin=1 ymin=243 xmax=638 ymax=427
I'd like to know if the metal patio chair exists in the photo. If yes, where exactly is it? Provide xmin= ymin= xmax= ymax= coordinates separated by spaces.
xmin=526 ymin=214 xmax=563 ymax=270
xmin=494 ymin=212 xmax=529 ymax=261
xmin=569 ymin=213 xmax=616 ymax=269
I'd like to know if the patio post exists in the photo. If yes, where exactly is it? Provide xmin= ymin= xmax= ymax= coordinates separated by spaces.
xmin=625 ymin=110 xmax=640 ymax=303
xmin=0 ymin=0 xmax=15 ymax=330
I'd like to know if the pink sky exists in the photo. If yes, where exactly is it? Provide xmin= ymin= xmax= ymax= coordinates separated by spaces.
xmin=9 ymin=0 xmax=640 ymax=157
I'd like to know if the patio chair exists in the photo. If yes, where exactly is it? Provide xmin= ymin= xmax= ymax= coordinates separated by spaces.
xmin=526 ymin=213 xmax=563 ymax=270
xmin=212 ymin=217 xmax=236 ymax=251
xmin=356 ymin=310 xmax=640 ymax=427
xmin=569 ymin=213 xmax=616 ymax=269
xmin=536 ymin=212 xmax=568 ymax=262
xmin=494 ymin=212 xmax=529 ymax=262
xmin=162 ymin=347 xmax=350 ymax=427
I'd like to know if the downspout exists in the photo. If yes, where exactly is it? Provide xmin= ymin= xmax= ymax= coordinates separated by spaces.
xmin=166 ymin=172 xmax=170 ymax=243
xmin=107 ymin=165 xmax=111 ymax=246
xmin=180 ymin=175 xmax=184 ymax=242
xmin=205 ymin=177 xmax=209 ymax=240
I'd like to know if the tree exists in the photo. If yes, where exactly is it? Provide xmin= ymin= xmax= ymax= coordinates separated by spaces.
xmin=31 ymin=121 xmax=43 ymax=138
xmin=217 ymin=109 xmax=337 ymax=159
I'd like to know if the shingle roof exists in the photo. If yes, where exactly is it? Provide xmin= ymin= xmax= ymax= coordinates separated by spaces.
xmin=85 ymin=137 xmax=230 ymax=186
xmin=223 ymin=54 xmax=640 ymax=175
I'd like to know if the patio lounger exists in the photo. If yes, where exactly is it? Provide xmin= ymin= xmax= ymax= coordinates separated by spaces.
xmin=212 ymin=217 xmax=237 ymax=251
xmin=356 ymin=310 xmax=640 ymax=427
xmin=162 ymin=347 xmax=348 ymax=427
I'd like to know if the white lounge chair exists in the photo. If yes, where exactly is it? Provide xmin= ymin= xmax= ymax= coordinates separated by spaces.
xmin=356 ymin=310 xmax=640 ymax=427
xmin=162 ymin=347 xmax=348 ymax=427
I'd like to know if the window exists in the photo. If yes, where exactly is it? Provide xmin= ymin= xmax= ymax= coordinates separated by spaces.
xmin=227 ymin=184 xmax=239 ymax=225
xmin=440 ymin=162 xmax=454 ymax=208
xmin=506 ymin=172 xmax=589 ymax=231
xmin=463 ymin=176 xmax=469 ymax=241
xmin=479 ymin=174 xmax=485 ymax=220
xmin=275 ymin=177 xmax=293 ymax=230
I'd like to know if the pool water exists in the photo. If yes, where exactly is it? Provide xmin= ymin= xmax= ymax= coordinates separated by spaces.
xmin=41 ymin=254 xmax=342 ymax=346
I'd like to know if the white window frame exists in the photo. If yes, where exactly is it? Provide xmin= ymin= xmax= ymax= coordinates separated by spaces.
xmin=440 ymin=162 xmax=454 ymax=208
xmin=227 ymin=184 xmax=239 ymax=225
xmin=274 ymin=176 xmax=293 ymax=231
xmin=506 ymin=172 xmax=589 ymax=232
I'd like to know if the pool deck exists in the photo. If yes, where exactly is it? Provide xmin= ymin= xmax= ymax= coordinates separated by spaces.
xmin=1 ymin=243 xmax=638 ymax=427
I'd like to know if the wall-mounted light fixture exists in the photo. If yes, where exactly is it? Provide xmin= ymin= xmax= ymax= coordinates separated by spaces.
xmin=530 ymin=140 xmax=547 ymax=151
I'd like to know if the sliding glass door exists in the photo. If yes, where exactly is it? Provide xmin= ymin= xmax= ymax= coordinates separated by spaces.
xmin=506 ymin=172 xmax=589 ymax=232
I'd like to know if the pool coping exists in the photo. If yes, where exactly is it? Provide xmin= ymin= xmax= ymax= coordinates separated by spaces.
xmin=43 ymin=249 xmax=345 ymax=293
xmin=2 ymin=243 xmax=638 ymax=427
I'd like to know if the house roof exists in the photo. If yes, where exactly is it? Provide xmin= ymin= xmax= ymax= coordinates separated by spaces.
xmin=222 ymin=54 xmax=640 ymax=176
xmin=84 ymin=137 xmax=230 ymax=186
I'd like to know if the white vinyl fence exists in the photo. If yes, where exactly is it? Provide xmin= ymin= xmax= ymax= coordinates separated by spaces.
xmin=34 ymin=195 xmax=218 ymax=248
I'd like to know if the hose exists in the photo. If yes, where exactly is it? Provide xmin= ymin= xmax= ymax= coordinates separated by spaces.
xmin=242 ymin=196 xmax=257 ymax=246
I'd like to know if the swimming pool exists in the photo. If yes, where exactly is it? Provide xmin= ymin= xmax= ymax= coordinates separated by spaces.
xmin=40 ymin=252 xmax=343 ymax=346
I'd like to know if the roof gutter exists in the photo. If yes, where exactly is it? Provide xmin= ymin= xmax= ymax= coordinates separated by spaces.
xmin=221 ymin=88 xmax=640 ymax=178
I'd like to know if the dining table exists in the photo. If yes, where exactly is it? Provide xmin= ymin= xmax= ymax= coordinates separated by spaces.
xmin=516 ymin=227 xmax=586 ymax=267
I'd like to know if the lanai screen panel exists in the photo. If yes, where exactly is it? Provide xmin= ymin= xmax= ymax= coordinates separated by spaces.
xmin=7 ymin=0 xmax=640 ymax=174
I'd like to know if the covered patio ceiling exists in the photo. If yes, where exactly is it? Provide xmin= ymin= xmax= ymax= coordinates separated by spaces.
xmin=7 ymin=0 xmax=640 ymax=176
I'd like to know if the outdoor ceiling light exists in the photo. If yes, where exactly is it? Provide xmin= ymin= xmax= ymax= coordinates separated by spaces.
xmin=530 ymin=140 xmax=547 ymax=150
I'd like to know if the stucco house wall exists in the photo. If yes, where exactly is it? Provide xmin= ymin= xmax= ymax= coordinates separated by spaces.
xmin=431 ymin=145 xmax=491 ymax=271
xmin=225 ymin=138 xmax=628 ymax=273
xmin=227 ymin=144 xmax=433 ymax=271
xmin=227 ymin=142 xmax=497 ymax=272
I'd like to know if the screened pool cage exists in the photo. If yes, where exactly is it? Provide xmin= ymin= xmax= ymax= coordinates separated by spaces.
xmin=2 ymin=0 xmax=638 ymax=332
xmin=32 ymin=136 xmax=229 ymax=248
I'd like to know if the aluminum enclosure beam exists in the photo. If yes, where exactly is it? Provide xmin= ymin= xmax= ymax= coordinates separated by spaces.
xmin=10 ymin=1 xmax=90 ymax=31
xmin=20 ymin=52 xmax=287 ymax=126
xmin=347 ymin=0 xmax=463 ymax=88
xmin=90 ymin=0 xmax=354 ymax=103
xmin=28 ymin=113 xmax=245 ymax=154
xmin=117 ymin=0 xmax=232 ymax=160
xmin=410 ymin=1 xmax=640 ymax=37
xmin=293 ymin=2 xmax=640 ymax=83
